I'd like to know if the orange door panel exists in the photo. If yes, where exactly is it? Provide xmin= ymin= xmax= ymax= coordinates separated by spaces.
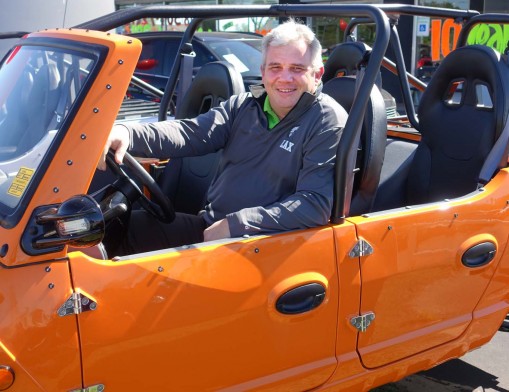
xmin=350 ymin=179 xmax=509 ymax=368
xmin=0 ymin=260 xmax=81 ymax=391
xmin=69 ymin=227 xmax=338 ymax=391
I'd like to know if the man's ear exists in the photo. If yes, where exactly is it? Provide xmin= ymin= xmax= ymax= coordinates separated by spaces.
xmin=315 ymin=66 xmax=324 ymax=83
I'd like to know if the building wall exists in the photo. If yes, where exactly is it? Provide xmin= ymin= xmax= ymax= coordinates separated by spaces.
xmin=0 ymin=0 xmax=115 ymax=58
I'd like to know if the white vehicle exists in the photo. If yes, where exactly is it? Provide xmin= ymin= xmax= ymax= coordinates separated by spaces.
xmin=0 ymin=0 xmax=114 ymax=58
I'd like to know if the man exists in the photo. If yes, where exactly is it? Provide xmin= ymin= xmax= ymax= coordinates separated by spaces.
xmin=101 ymin=18 xmax=348 ymax=254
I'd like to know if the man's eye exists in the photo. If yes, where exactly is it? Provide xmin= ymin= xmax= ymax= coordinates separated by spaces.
xmin=269 ymin=66 xmax=282 ymax=71
xmin=291 ymin=66 xmax=306 ymax=73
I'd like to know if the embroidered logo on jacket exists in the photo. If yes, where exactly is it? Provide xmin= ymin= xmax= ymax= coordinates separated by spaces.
xmin=280 ymin=140 xmax=294 ymax=152
xmin=289 ymin=126 xmax=299 ymax=137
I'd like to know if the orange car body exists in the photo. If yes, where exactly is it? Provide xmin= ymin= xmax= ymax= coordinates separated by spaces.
xmin=0 ymin=4 xmax=508 ymax=392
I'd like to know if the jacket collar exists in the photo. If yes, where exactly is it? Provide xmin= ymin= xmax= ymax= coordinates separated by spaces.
xmin=249 ymin=83 xmax=324 ymax=123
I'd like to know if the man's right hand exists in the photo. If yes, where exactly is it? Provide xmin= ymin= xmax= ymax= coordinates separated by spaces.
xmin=98 ymin=124 xmax=130 ymax=170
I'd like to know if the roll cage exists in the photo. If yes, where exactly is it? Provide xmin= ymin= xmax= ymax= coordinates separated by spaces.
xmin=76 ymin=4 xmax=483 ymax=222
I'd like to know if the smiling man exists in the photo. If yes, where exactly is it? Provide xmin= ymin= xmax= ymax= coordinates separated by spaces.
xmin=102 ymin=18 xmax=348 ymax=254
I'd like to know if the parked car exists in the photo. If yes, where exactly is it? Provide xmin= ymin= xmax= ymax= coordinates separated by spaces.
xmin=0 ymin=4 xmax=507 ymax=392
xmin=128 ymin=31 xmax=263 ymax=100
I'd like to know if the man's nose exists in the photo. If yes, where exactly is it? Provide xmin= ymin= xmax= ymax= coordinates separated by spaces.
xmin=279 ymin=68 xmax=294 ymax=81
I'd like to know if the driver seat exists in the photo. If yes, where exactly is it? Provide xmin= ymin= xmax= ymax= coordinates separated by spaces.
xmin=158 ymin=61 xmax=245 ymax=214
xmin=322 ymin=42 xmax=387 ymax=216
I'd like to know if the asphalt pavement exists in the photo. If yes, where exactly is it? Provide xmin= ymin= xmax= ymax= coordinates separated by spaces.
xmin=373 ymin=328 xmax=509 ymax=392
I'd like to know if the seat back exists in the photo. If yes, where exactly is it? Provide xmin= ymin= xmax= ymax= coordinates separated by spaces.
xmin=159 ymin=61 xmax=245 ymax=214
xmin=323 ymin=76 xmax=387 ymax=215
xmin=407 ymin=45 xmax=509 ymax=204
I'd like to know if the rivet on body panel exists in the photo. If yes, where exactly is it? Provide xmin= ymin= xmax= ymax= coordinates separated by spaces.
xmin=118 ymin=59 xmax=124 ymax=65
xmin=387 ymin=225 xmax=392 ymax=230
xmin=45 ymin=266 xmax=51 ymax=272
xmin=158 ymin=266 xmax=164 ymax=272
xmin=454 ymin=213 xmax=459 ymax=218
xmin=81 ymin=134 xmax=87 ymax=140
xmin=93 ymin=108 xmax=99 ymax=113
xmin=48 ymin=283 xmax=54 ymax=289
xmin=53 ymin=187 xmax=59 ymax=193
xmin=254 ymin=248 xmax=260 ymax=253
xmin=0 ymin=366 xmax=15 ymax=390
xmin=106 ymin=84 xmax=112 ymax=90
xmin=67 ymin=160 xmax=73 ymax=166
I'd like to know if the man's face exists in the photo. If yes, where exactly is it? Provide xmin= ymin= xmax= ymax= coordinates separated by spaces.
xmin=261 ymin=39 xmax=324 ymax=119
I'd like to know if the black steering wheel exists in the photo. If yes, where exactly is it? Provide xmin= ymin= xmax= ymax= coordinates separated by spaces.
xmin=106 ymin=150 xmax=175 ymax=223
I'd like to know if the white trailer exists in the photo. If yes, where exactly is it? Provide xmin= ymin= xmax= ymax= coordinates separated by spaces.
xmin=0 ymin=0 xmax=115 ymax=57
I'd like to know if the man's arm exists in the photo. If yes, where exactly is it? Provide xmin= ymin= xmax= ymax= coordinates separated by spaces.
xmin=99 ymin=95 xmax=246 ymax=168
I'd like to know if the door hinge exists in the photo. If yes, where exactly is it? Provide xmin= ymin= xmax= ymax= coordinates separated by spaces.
xmin=350 ymin=312 xmax=375 ymax=332
xmin=70 ymin=384 xmax=104 ymax=392
xmin=58 ymin=292 xmax=97 ymax=317
xmin=348 ymin=239 xmax=374 ymax=258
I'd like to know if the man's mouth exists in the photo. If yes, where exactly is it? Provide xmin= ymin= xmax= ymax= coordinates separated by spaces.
xmin=278 ymin=88 xmax=296 ymax=93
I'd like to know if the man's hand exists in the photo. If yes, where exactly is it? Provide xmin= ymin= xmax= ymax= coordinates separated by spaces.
xmin=204 ymin=218 xmax=231 ymax=242
xmin=98 ymin=124 xmax=130 ymax=170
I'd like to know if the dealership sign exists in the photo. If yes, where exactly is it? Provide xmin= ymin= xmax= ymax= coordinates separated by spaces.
xmin=430 ymin=20 xmax=507 ymax=62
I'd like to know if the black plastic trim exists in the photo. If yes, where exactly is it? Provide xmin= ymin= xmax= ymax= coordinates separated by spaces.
xmin=276 ymin=283 xmax=326 ymax=315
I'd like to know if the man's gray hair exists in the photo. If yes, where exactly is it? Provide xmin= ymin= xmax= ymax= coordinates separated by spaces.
xmin=261 ymin=18 xmax=323 ymax=72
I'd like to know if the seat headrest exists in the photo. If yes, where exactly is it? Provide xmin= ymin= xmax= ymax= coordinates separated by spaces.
xmin=323 ymin=42 xmax=372 ymax=83
xmin=176 ymin=61 xmax=245 ymax=119
xmin=418 ymin=45 xmax=509 ymax=142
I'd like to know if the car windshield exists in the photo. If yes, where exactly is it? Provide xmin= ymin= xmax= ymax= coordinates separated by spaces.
xmin=207 ymin=39 xmax=262 ymax=78
xmin=0 ymin=44 xmax=95 ymax=210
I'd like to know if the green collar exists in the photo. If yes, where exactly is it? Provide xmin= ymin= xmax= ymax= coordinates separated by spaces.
xmin=263 ymin=96 xmax=280 ymax=129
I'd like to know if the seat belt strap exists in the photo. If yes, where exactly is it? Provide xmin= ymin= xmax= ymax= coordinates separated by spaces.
xmin=176 ymin=46 xmax=195 ymax=106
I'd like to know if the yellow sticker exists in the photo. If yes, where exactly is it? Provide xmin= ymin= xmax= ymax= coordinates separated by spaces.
xmin=7 ymin=167 xmax=35 ymax=198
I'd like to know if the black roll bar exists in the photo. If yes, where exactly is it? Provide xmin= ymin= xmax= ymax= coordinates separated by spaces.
xmin=74 ymin=4 xmax=434 ymax=222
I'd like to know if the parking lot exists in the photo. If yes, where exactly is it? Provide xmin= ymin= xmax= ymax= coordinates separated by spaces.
xmin=374 ymin=329 xmax=509 ymax=391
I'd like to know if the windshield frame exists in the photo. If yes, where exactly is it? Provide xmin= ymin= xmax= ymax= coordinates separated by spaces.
xmin=0 ymin=37 xmax=108 ymax=229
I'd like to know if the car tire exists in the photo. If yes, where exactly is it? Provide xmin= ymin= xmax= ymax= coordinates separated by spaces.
xmin=501 ymin=313 xmax=509 ymax=332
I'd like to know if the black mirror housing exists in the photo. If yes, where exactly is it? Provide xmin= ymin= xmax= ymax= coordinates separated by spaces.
xmin=21 ymin=195 xmax=105 ymax=255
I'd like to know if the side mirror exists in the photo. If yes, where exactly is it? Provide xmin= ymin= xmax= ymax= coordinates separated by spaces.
xmin=21 ymin=195 xmax=105 ymax=255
